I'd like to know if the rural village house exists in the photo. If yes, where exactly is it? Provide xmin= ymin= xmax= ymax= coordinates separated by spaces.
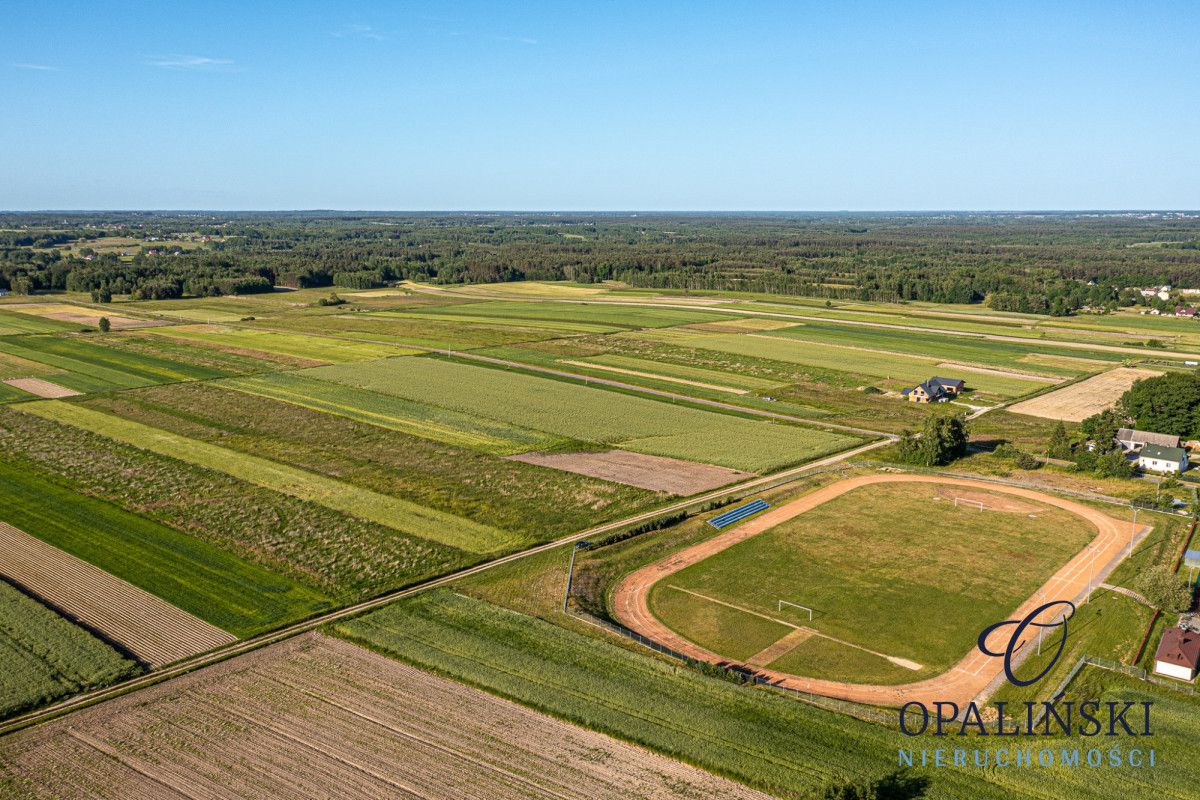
xmin=1136 ymin=443 xmax=1189 ymax=473
xmin=1154 ymin=627 xmax=1200 ymax=681
xmin=1116 ymin=428 xmax=1181 ymax=452
xmin=901 ymin=376 xmax=965 ymax=403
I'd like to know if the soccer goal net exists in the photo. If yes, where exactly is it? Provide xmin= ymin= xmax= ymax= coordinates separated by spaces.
xmin=953 ymin=497 xmax=985 ymax=511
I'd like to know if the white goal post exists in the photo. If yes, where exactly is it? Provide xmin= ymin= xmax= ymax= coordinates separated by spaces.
xmin=953 ymin=497 xmax=985 ymax=511
xmin=778 ymin=600 xmax=813 ymax=621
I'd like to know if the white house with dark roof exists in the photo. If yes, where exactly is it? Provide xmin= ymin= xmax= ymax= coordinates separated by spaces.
xmin=1137 ymin=443 xmax=1189 ymax=473
xmin=1155 ymin=627 xmax=1200 ymax=681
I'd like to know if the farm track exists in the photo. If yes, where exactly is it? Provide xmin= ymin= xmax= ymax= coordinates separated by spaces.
xmin=0 ymin=438 xmax=890 ymax=738
xmin=612 ymin=474 xmax=1149 ymax=707
xmin=0 ymin=634 xmax=769 ymax=800
xmin=0 ymin=522 xmax=237 ymax=668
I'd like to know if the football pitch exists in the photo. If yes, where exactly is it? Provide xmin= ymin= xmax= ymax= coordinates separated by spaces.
xmin=640 ymin=479 xmax=1098 ymax=683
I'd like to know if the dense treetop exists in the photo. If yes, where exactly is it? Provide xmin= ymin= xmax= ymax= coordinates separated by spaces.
xmin=1 ymin=211 xmax=1198 ymax=307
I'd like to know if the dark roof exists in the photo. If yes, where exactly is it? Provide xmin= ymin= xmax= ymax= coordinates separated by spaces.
xmin=914 ymin=380 xmax=945 ymax=397
xmin=929 ymin=377 xmax=965 ymax=389
xmin=1155 ymin=627 xmax=1200 ymax=669
xmin=1139 ymin=444 xmax=1187 ymax=463
xmin=1117 ymin=428 xmax=1180 ymax=448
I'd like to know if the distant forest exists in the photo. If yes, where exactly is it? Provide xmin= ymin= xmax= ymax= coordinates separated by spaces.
xmin=2 ymin=211 xmax=1199 ymax=313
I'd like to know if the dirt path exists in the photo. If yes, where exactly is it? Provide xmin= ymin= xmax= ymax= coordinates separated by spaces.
xmin=611 ymin=473 xmax=1146 ymax=707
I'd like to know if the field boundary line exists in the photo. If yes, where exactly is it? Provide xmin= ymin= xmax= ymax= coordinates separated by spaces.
xmin=0 ymin=437 xmax=891 ymax=738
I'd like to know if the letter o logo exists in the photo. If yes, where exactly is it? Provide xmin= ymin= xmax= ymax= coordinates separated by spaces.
xmin=977 ymin=600 xmax=1075 ymax=687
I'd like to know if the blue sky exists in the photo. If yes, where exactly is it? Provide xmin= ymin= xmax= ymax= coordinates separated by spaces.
xmin=2 ymin=1 xmax=1197 ymax=210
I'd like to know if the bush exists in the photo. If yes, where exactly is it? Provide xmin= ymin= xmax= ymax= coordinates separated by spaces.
xmin=1136 ymin=565 xmax=1194 ymax=612
xmin=97 ymin=317 xmax=110 ymax=333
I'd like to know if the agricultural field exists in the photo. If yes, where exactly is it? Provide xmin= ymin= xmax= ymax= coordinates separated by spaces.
xmin=0 ymin=333 xmax=232 ymax=393
xmin=507 ymin=450 xmax=752 ymax=494
xmin=221 ymin=371 xmax=564 ymax=454
xmin=20 ymin=400 xmax=517 ymax=553
xmin=645 ymin=481 xmax=1095 ymax=680
xmin=0 ymin=580 xmax=139 ymax=719
xmin=0 ymin=406 xmax=465 ymax=602
xmin=1007 ymin=366 xmax=1165 ymax=421
xmin=149 ymin=323 xmax=413 ymax=363
xmin=306 ymin=357 xmax=860 ymax=472
xmin=0 ymin=633 xmax=766 ymax=800
xmin=0 ymin=309 xmax=81 ymax=335
xmin=396 ymin=298 xmax=737 ymax=330
xmin=0 ymin=521 xmax=237 ymax=667
xmin=337 ymin=588 xmax=1197 ymax=800
xmin=2 ymin=303 xmax=163 ymax=330
xmin=0 ymin=454 xmax=331 ymax=637
xmin=67 ymin=381 xmax=660 ymax=546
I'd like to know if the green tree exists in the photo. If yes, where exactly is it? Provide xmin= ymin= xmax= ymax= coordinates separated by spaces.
xmin=1119 ymin=371 xmax=1200 ymax=438
xmin=97 ymin=317 xmax=111 ymax=333
xmin=1047 ymin=421 xmax=1073 ymax=459
xmin=897 ymin=415 xmax=968 ymax=467
xmin=1137 ymin=565 xmax=1195 ymax=612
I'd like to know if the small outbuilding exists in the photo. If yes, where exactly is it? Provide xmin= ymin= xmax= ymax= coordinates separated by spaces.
xmin=1154 ymin=627 xmax=1200 ymax=681
xmin=1137 ymin=444 xmax=1189 ymax=473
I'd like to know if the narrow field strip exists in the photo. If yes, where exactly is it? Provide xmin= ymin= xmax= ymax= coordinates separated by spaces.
xmin=559 ymin=359 xmax=750 ymax=393
xmin=2 ymin=377 xmax=80 ymax=398
xmin=0 ymin=522 xmax=236 ymax=667
xmin=744 ymin=628 xmax=814 ymax=667
xmin=19 ymin=401 xmax=515 ymax=553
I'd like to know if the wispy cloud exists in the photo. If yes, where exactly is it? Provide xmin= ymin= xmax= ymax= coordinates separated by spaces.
xmin=13 ymin=62 xmax=58 ymax=71
xmin=332 ymin=23 xmax=385 ymax=41
xmin=496 ymin=36 xmax=537 ymax=46
xmin=148 ymin=55 xmax=235 ymax=71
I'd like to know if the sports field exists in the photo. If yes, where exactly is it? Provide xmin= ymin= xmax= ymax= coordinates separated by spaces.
xmin=636 ymin=479 xmax=1097 ymax=683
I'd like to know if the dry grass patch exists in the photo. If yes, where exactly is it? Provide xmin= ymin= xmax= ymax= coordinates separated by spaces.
xmin=507 ymin=449 xmax=751 ymax=495
xmin=2 ymin=378 xmax=79 ymax=398
xmin=1007 ymin=367 xmax=1163 ymax=421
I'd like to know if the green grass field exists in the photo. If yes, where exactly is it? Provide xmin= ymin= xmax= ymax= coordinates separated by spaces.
xmin=650 ymin=482 xmax=1095 ymax=678
xmin=0 ymin=406 xmax=464 ymax=599
xmin=75 ymin=382 xmax=660 ymax=547
xmin=0 ymin=581 xmax=140 ymax=718
xmin=0 ymin=310 xmax=82 ymax=335
xmin=0 ymin=458 xmax=330 ymax=636
xmin=305 ymin=357 xmax=859 ymax=472
xmin=398 ymin=299 xmax=735 ymax=330
xmin=631 ymin=329 xmax=1056 ymax=397
xmin=149 ymin=324 xmax=415 ymax=362
xmin=220 ymin=371 xmax=564 ymax=454
xmin=20 ymin=400 xmax=515 ymax=553
xmin=0 ymin=334 xmax=231 ymax=393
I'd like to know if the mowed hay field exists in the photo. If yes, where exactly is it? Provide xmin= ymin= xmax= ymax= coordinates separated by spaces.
xmin=0 ymin=580 xmax=138 ymax=719
xmin=1007 ymin=366 xmax=1165 ymax=421
xmin=306 ymin=357 xmax=859 ymax=472
xmin=0 ymin=633 xmax=770 ymax=800
xmin=0 ymin=522 xmax=237 ymax=667
xmin=648 ymin=482 xmax=1094 ymax=679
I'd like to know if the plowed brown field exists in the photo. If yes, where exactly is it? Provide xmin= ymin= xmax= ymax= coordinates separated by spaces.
xmin=0 ymin=633 xmax=771 ymax=800
xmin=0 ymin=522 xmax=236 ymax=667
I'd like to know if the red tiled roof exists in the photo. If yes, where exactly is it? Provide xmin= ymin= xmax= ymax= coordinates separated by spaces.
xmin=1155 ymin=627 xmax=1200 ymax=668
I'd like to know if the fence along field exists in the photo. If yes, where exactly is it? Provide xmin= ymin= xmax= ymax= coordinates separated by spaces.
xmin=0 ymin=633 xmax=770 ymax=800
xmin=304 ymin=357 xmax=860 ymax=472
xmin=20 ymin=400 xmax=517 ymax=554
xmin=0 ymin=580 xmax=138 ymax=719
xmin=0 ymin=522 xmax=236 ymax=667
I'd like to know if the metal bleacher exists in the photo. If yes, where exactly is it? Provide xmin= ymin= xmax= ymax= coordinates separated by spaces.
xmin=707 ymin=499 xmax=769 ymax=529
